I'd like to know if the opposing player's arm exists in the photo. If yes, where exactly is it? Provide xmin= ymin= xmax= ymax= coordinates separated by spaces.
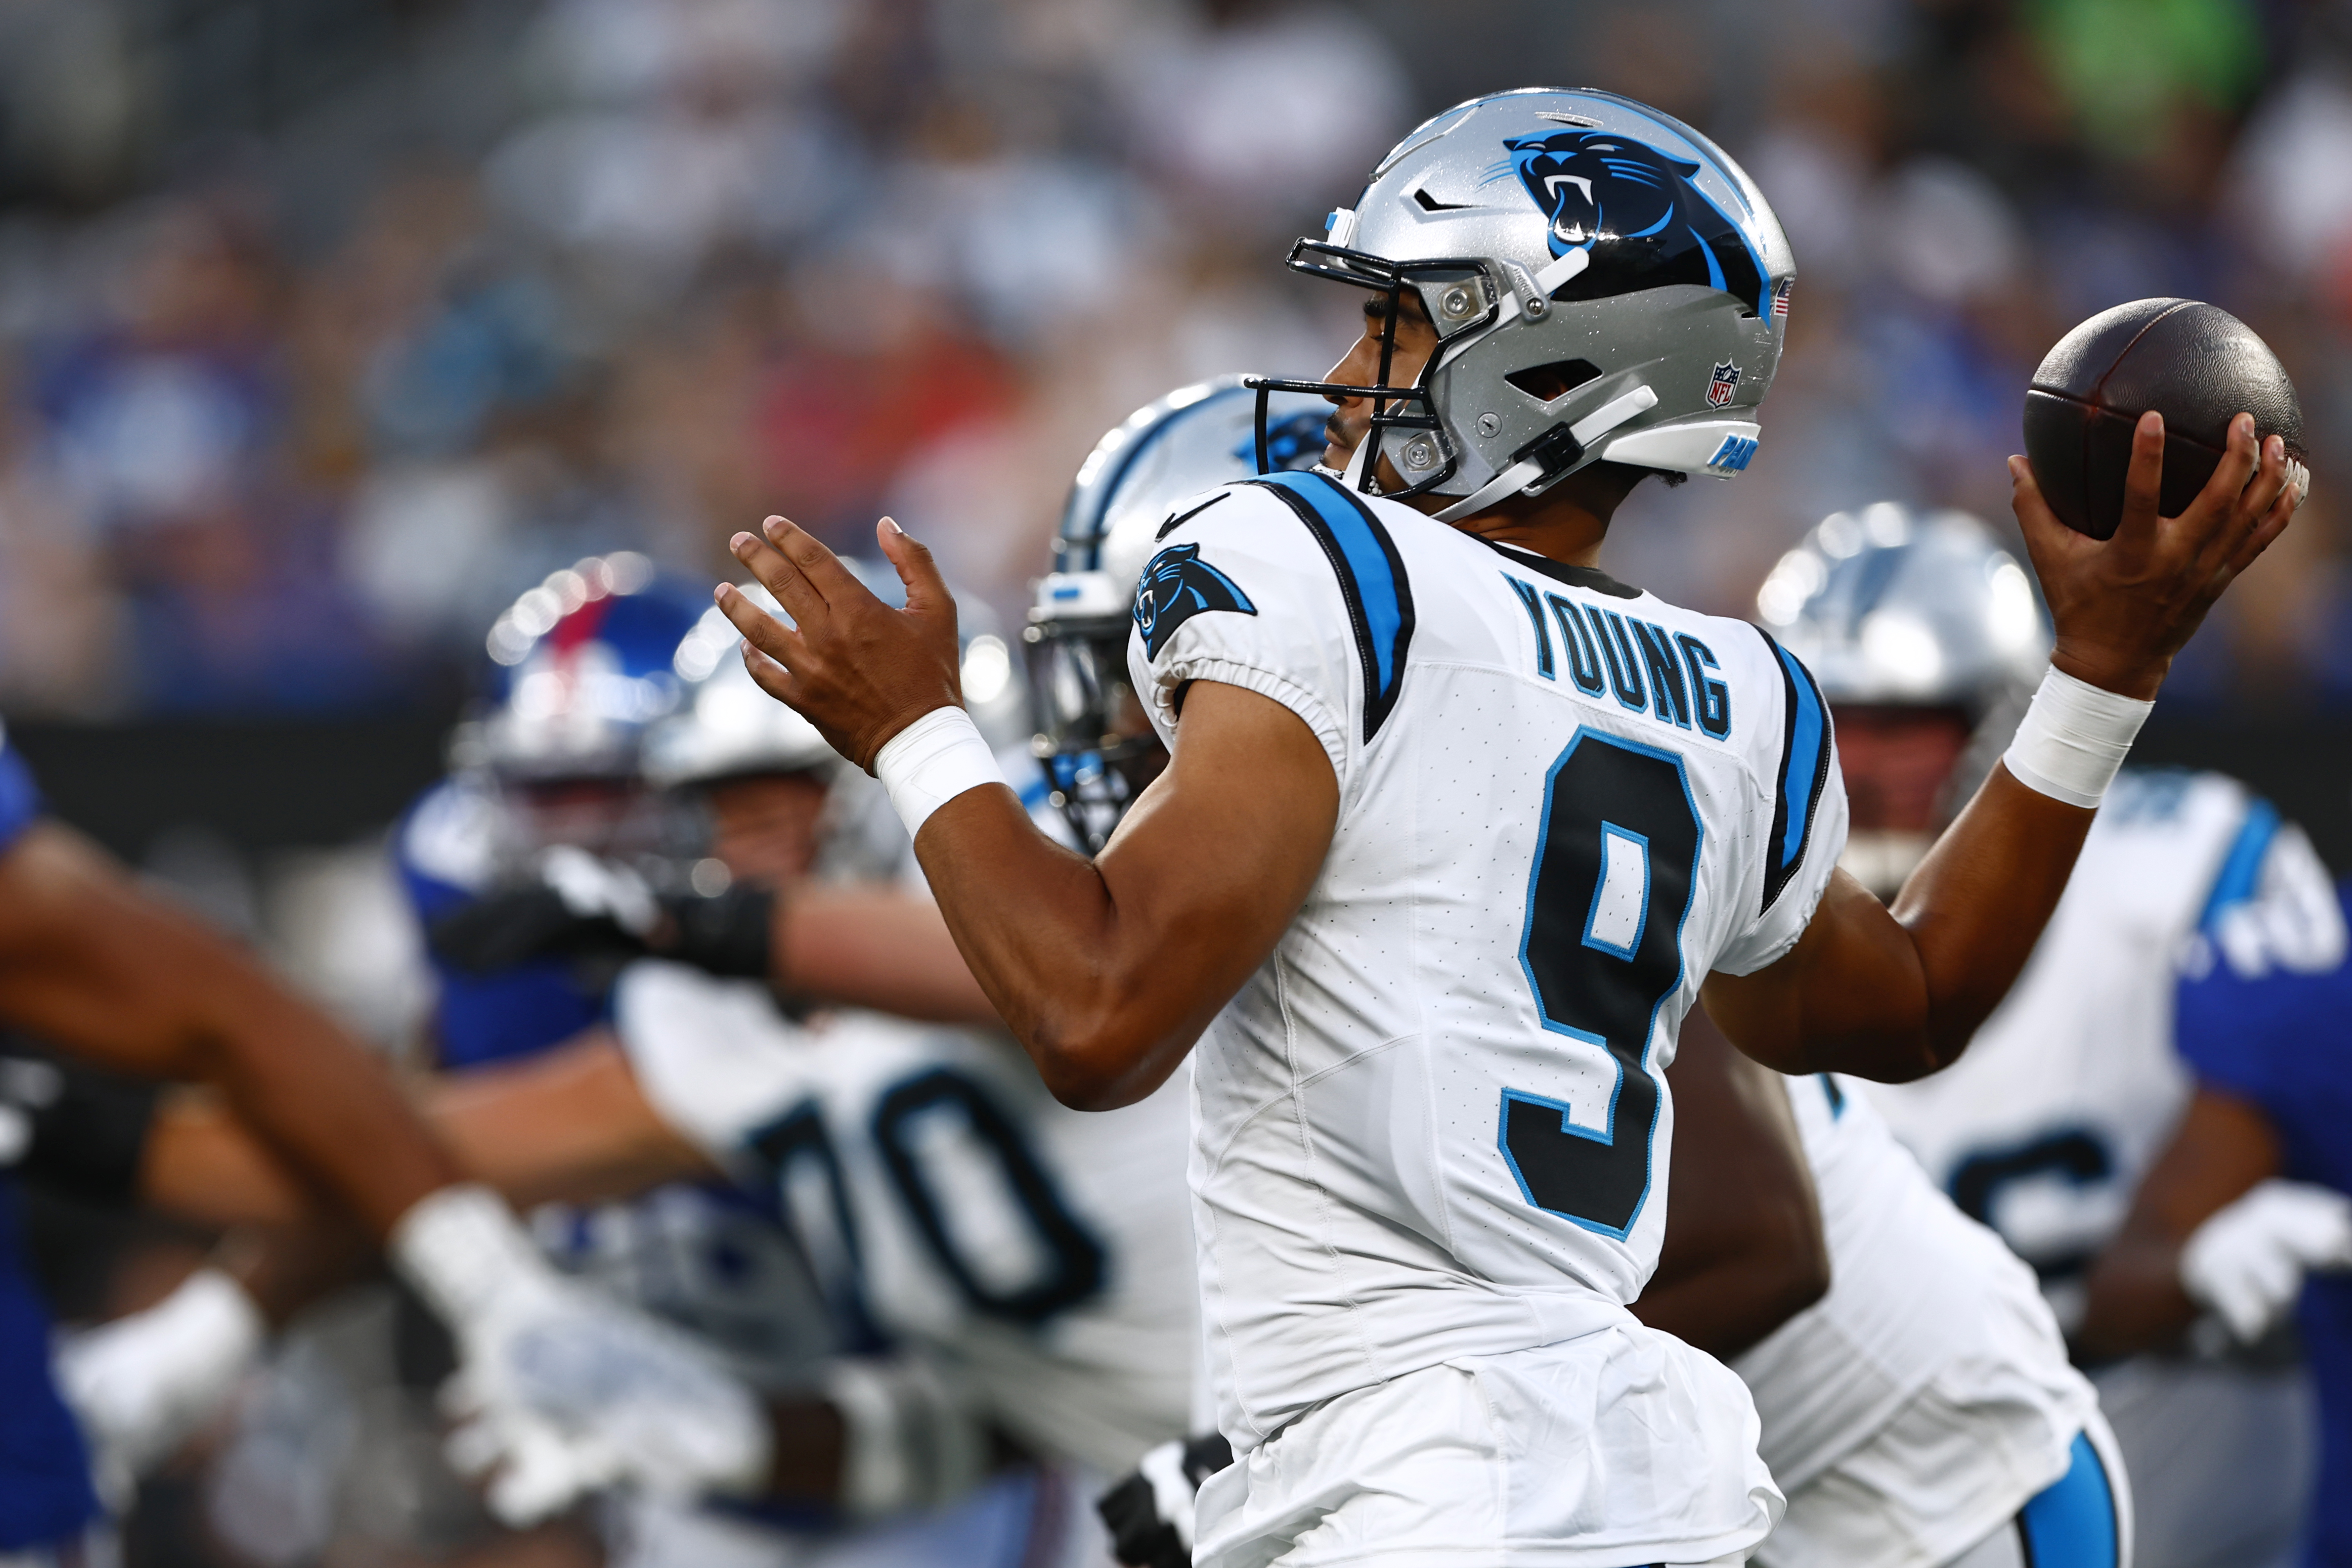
xmin=2074 ymin=1088 xmax=2280 ymax=1357
xmin=717 ymin=521 xmax=1338 ymax=1111
xmin=774 ymin=883 xmax=997 ymax=1023
xmin=0 ymin=821 xmax=462 ymax=1235
xmin=1708 ymin=412 xmax=2297 ymax=1081
xmin=1634 ymin=1009 xmax=1828 ymax=1357
xmin=141 ymin=1029 xmax=718 ymax=1225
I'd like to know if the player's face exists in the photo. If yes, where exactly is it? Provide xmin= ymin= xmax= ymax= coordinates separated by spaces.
xmin=1320 ymin=289 xmax=1442 ymax=486
xmin=704 ymin=772 xmax=830 ymax=884
xmin=1831 ymin=707 xmax=1972 ymax=832
xmin=515 ymin=777 xmax=646 ymax=855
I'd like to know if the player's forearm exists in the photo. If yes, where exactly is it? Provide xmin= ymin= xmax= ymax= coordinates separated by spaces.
xmin=2075 ymin=1225 xmax=2199 ymax=1358
xmin=1729 ymin=768 xmax=2095 ymax=1081
xmin=1882 ymin=765 xmax=2097 ymax=1066
xmin=912 ymin=788 xmax=1205 ymax=1110
xmin=0 ymin=826 xmax=461 ymax=1235
xmin=775 ymin=884 xmax=999 ymax=1023
xmin=425 ymin=1033 xmax=716 ymax=1207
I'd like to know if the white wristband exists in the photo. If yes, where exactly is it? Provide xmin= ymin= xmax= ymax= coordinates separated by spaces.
xmin=2001 ymin=666 xmax=2153 ymax=809
xmin=874 ymin=706 xmax=1005 ymax=840
xmin=388 ymin=1183 xmax=546 ymax=1332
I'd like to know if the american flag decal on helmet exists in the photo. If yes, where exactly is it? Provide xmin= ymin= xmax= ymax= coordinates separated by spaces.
xmin=1773 ymin=279 xmax=1792 ymax=318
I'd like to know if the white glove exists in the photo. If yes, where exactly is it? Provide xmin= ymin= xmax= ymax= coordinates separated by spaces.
xmin=54 ymin=1267 xmax=266 ymax=1508
xmin=389 ymin=1185 xmax=772 ymax=1526
xmin=2179 ymin=1179 xmax=2352 ymax=1343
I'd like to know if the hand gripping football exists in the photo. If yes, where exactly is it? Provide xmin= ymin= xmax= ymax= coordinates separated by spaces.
xmin=2022 ymin=298 xmax=2306 ymax=539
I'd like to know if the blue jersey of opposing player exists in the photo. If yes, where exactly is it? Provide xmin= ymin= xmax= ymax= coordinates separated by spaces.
xmin=2175 ymin=882 xmax=2352 ymax=1567
xmin=403 ymin=557 xmax=708 ymax=1069
xmin=395 ymin=772 xmax=608 ymax=1068
xmin=0 ymin=736 xmax=103 ymax=1552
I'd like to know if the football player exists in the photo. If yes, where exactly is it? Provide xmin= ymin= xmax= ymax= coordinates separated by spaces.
xmin=2074 ymin=897 xmax=2352 ymax=1567
xmin=1049 ymin=391 xmax=2124 ymax=1568
xmin=1809 ymin=508 xmax=2340 ymax=1568
xmin=0 ymin=720 xmax=769 ymax=1561
xmin=715 ymin=88 xmax=2296 ymax=1567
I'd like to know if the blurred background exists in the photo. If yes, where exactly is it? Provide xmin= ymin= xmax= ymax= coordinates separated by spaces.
xmin=6 ymin=0 xmax=2352 ymax=957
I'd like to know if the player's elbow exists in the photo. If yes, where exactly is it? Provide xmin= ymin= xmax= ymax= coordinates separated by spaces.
xmin=1022 ymin=1012 xmax=1165 ymax=1112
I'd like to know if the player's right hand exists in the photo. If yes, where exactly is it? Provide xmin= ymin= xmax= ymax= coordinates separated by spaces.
xmin=2179 ymin=1178 xmax=2352 ymax=1343
xmin=390 ymin=1185 xmax=773 ymax=1525
xmin=439 ymin=1271 xmax=774 ymax=1524
xmin=718 ymin=515 xmax=965 ymax=774
xmin=425 ymin=845 xmax=659 ymax=975
xmin=2010 ymin=409 xmax=2298 ymax=701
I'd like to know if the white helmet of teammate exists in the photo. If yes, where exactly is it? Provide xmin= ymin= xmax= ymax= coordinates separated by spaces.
xmin=646 ymin=584 xmax=838 ymax=791
xmin=1027 ymin=377 xmax=1327 ymax=852
xmin=1759 ymin=503 xmax=2052 ymax=891
xmin=1759 ymin=504 xmax=2051 ymax=714
xmin=1254 ymin=87 xmax=1794 ymax=517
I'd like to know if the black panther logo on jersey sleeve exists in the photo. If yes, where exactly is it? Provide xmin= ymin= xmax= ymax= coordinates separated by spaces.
xmin=1134 ymin=543 xmax=1256 ymax=660
xmin=1487 ymin=129 xmax=1768 ymax=317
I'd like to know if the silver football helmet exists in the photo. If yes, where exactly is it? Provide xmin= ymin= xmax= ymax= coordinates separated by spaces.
xmin=1759 ymin=503 xmax=2052 ymax=891
xmin=1253 ymin=88 xmax=1795 ymax=516
xmin=1027 ymin=376 xmax=1327 ymax=852
xmin=645 ymin=585 xmax=839 ymax=791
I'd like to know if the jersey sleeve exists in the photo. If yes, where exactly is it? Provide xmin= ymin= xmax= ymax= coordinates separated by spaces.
xmin=609 ymin=960 xmax=823 ymax=1167
xmin=0 ymin=728 xmax=44 ymax=857
xmin=1125 ymin=479 xmax=1387 ymax=791
xmin=2198 ymin=807 xmax=2346 ymax=981
xmin=1713 ymin=632 xmax=1848 ymax=976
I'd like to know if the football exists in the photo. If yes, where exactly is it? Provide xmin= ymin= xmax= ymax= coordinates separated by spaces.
xmin=2021 ymin=297 xmax=2305 ymax=539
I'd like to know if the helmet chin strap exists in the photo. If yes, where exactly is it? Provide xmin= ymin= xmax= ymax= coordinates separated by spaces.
xmin=1431 ymin=384 xmax=1659 ymax=524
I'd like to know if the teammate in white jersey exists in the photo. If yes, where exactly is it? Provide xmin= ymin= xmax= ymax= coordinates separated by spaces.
xmin=715 ymin=88 xmax=2299 ymax=1568
xmin=1050 ymin=394 xmax=2127 ymax=1568
xmin=1772 ymin=509 xmax=2341 ymax=1568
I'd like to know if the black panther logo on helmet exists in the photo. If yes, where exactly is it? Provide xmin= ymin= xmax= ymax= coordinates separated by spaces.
xmin=1487 ymin=129 xmax=1768 ymax=318
xmin=1134 ymin=543 xmax=1255 ymax=660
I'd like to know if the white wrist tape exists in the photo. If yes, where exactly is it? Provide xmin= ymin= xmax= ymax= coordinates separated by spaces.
xmin=2001 ymin=667 xmax=2153 ymax=809
xmin=874 ymin=706 xmax=1004 ymax=840
xmin=389 ymin=1183 xmax=547 ymax=1331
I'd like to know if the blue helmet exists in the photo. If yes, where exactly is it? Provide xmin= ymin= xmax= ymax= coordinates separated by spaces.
xmin=1026 ymin=376 xmax=1326 ymax=852
xmin=453 ymin=552 xmax=712 ymax=785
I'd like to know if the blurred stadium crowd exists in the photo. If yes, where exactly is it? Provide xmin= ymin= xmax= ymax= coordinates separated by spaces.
xmin=3 ymin=0 xmax=2352 ymax=722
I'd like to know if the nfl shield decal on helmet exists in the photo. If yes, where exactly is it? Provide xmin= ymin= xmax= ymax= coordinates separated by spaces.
xmin=1707 ymin=360 xmax=1741 ymax=409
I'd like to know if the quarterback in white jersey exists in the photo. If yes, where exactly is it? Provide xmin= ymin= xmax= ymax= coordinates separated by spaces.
xmin=1767 ymin=508 xmax=2341 ymax=1568
xmin=1058 ymin=407 xmax=2127 ymax=1568
xmin=718 ymin=88 xmax=2299 ymax=1568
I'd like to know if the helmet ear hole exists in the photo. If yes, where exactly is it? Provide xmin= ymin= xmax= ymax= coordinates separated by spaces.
xmin=1503 ymin=359 xmax=1602 ymax=404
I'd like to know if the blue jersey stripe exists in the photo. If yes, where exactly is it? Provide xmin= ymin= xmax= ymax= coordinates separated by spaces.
xmin=1777 ymin=642 xmax=1826 ymax=873
xmin=2019 ymin=1430 xmax=2122 ymax=1567
xmin=1756 ymin=628 xmax=1832 ymax=912
xmin=2197 ymin=798 xmax=2281 ymax=932
xmin=1247 ymin=472 xmax=1416 ymax=741
xmin=0 ymin=741 xmax=41 ymax=856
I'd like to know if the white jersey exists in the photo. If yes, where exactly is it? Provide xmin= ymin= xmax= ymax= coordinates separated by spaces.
xmin=1863 ymin=767 xmax=2342 ymax=1330
xmin=1128 ymin=471 xmax=1847 ymax=1449
xmin=1738 ymin=1073 xmax=2095 ymax=1565
xmin=613 ymin=963 xmax=1197 ymax=1472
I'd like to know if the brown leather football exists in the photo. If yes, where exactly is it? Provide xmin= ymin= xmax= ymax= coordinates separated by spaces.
xmin=2021 ymin=298 xmax=2304 ymax=539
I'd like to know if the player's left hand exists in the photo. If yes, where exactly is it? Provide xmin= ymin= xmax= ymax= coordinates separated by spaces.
xmin=2011 ymin=410 xmax=2299 ymax=700
xmin=717 ymin=515 xmax=964 ymax=773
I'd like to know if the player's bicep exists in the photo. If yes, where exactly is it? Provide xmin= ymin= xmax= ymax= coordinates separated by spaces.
xmin=1096 ymin=678 xmax=1338 ymax=1027
xmin=1703 ymin=866 xmax=1933 ymax=1078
